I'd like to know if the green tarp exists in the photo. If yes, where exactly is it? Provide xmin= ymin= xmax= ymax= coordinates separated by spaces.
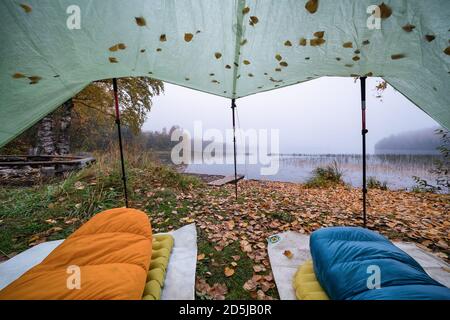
xmin=1 ymin=0 xmax=449 ymax=147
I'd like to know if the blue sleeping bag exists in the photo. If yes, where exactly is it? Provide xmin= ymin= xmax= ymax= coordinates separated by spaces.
xmin=310 ymin=227 xmax=450 ymax=300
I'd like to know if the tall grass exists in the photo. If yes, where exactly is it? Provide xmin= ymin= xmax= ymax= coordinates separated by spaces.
xmin=367 ymin=176 xmax=388 ymax=190
xmin=305 ymin=160 xmax=344 ymax=188
xmin=0 ymin=146 xmax=203 ymax=255
xmin=1 ymin=146 xmax=202 ymax=221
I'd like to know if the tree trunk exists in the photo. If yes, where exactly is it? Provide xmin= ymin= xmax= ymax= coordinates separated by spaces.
xmin=36 ymin=114 xmax=55 ymax=155
xmin=57 ymin=99 xmax=73 ymax=155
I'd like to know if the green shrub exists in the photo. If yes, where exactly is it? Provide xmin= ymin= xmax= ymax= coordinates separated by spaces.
xmin=367 ymin=176 xmax=388 ymax=190
xmin=305 ymin=161 xmax=344 ymax=188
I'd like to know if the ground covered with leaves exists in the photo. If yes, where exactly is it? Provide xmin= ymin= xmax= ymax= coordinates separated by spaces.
xmin=0 ymin=151 xmax=448 ymax=300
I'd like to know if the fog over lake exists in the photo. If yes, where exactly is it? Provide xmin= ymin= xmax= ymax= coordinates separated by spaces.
xmin=145 ymin=77 xmax=444 ymax=190
xmin=144 ymin=77 xmax=440 ymax=154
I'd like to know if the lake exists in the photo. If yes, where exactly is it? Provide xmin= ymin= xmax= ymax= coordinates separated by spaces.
xmin=183 ymin=154 xmax=445 ymax=191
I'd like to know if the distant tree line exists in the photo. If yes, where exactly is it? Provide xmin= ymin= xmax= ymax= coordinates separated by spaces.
xmin=375 ymin=127 xmax=442 ymax=155
xmin=142 ymin=126 xmax=180 ymax=151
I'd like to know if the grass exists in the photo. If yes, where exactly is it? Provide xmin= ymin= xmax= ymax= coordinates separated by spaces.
xmin=0 ymin=147 xmax=265 ymax=299
xmin=0 ymin=147 xmax=200 ymax=258
xmin=1 ymin=147 xmax=448 ymax=299
xmin=305 ymin=160 xmax=344 ymax=188
xmin=196 ymin=234 xmax=255 ymax=300
xmin=367 ymin=176 xmax=388 ymax=190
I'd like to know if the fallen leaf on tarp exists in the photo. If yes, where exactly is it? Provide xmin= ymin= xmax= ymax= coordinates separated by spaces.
xmin=305 ymin=0 xmax=318 ymax=14
xmin=135 ymin=17 xmax=146 ymax=26
xmin=19 ymin=4 xmax=32 ymax=13
xmin=12 ymin=72 xmax=26 ymax=79
xmin=184 ymin=33 xmax=194 ymax=42
xmin=379 ymin=2 xmax=392 ymax=19
xmin=283 ymin=250 xmax=293 ymax=259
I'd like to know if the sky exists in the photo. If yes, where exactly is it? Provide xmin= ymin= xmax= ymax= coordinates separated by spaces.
xmin=142 ymin=77 xmax=439 ymax=154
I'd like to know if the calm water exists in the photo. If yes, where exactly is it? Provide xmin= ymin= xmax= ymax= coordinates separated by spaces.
xmin=184 ymin=154 xmax=445 ymax=191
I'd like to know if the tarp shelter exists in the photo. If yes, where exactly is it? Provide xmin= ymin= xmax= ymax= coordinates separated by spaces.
xmin=1 ymin=0 xmax=450 ymax=148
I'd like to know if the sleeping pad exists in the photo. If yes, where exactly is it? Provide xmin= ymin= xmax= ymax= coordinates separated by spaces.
xmin=310 ymin=227 xmax=450 ymax=300
xmin=0 ymin=208 xmax=152 ymax=300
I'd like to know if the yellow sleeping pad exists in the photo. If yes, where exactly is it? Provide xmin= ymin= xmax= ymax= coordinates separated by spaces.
xmin=142 ymin=234 xmax=174 ymax=300
xmin=293 ymin=259 xmax=329 ymax=300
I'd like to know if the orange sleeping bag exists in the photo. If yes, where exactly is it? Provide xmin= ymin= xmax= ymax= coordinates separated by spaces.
xmin=0 ymin=208 xmax=152 ymax=300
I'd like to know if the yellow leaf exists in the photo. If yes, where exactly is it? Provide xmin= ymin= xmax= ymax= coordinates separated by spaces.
xmin=184 ymin=33 xmax=194 ymax=42
xmin=197 ymin=253 xmax=206 ymax=261
xmin=343 ymin=42 xmax=353 ymax=48
xmin=224 ymin=267 xmax=235 ymax=277
xmin=283 ymin=250 xmax=293 ymax=259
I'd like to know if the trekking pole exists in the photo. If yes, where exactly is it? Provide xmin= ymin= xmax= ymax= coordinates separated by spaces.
xmin=113 ymin=78 xmax=129 ymax=208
